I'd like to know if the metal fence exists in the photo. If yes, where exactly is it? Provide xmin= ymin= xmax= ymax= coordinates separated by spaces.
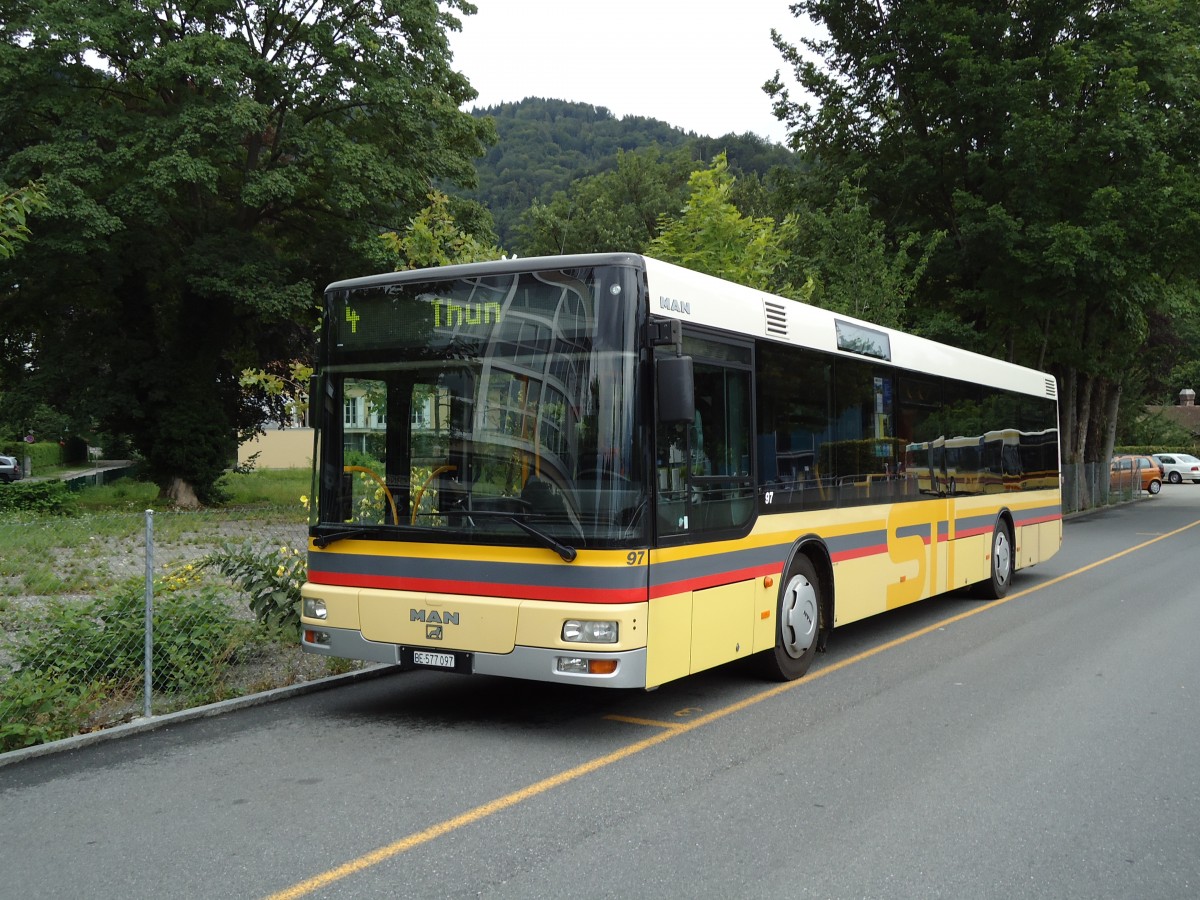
xmin=0 ymin=508 xmax=347 ymax=755
xmin=1062 ymin=461 xmax=1156 ymax=513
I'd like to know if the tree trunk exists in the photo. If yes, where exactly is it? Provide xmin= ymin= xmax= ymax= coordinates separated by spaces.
xmin=1061 ymin=368 xmax=1077 ymax=464
xmin=1074 ymin=373 xmax=1094 ymax=465
xmin=162 ymin=477 xmax=202 ymax=509
xmin=1101 ymin=381 xmax=1122 ymax=462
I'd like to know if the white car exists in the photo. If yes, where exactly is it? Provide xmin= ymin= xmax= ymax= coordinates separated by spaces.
xmin=0 ymin=454 xmax=22 ymax=483
xmin=1151 ymin=453 xmax=1200 ymax=484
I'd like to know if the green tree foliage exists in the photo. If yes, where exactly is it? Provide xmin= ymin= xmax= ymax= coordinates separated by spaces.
xmin=648 ymin=154 xmax=811 ymax=299
xmin=379 ymin=190 xmax=505 ymax=270
xmin=783 ymin=173 xmax=943 ymax=329
xmin=0 ymin=181 xmax=46 ymax=259
xmin=769 ymin=0 xmax=1200 ymax=464
xmin=515 ymin=147 xmax=697 ymax=256
xmin=0 ymin=0 xmax=494 ymax=505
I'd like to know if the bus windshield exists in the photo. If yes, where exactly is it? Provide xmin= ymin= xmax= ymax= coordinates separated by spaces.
xmin=313 ymin=264 xmax=646 ymax=552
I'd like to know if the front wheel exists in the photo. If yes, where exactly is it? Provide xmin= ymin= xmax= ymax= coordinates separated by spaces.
xmin=759 ymin=556 xmax=822 ymax=681
xmin=976 ymin=519 xmax=1013 ymax=599
xmin=1168 ymin=471 xmax=1182 ymax=484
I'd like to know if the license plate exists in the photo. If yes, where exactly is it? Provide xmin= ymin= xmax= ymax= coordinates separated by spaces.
xmin=412 ymin=650 xmax=457 ymax=669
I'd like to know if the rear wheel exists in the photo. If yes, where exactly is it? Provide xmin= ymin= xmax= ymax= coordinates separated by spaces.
xmin=759 ymin=556 xmax=821 ymax=681
xmin=1148 ymin=479 xmax=1162 ymax=495
xmin=977 ymin=519 xmax=1013 ymax=599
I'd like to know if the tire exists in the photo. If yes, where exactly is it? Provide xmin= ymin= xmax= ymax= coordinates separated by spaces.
xmin=976 ymin=519 xmax=1013 ymax=599
xmin=1148 ymin=479 xmax=1162 ymax=495
xmin=759 ymin=555 xmax=821 ymax=681
xmin=1168 ymin=471 xmax=1182 ymax=484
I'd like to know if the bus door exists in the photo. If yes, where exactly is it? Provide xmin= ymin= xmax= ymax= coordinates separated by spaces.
xmin=655 ymin=333 xmax=755 ymax=538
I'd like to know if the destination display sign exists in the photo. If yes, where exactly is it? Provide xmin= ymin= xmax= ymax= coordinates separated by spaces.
xmin=331 ymin=286 xmax=506 ymax=353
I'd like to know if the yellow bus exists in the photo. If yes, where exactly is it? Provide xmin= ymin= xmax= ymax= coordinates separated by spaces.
xmin=301 ymin=254 xmax=1062 ymax=687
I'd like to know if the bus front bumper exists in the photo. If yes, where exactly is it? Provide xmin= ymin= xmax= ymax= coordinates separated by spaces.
xmin=302 ymin=625 xmax=648 ymax=689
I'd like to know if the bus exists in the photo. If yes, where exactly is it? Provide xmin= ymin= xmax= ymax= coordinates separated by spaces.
xmin=301 ymin=253 xmax=1062 ymax=688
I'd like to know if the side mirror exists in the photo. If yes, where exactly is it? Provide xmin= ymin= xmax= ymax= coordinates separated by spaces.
xmin=656 ymin=355 xmax=694 ymax=424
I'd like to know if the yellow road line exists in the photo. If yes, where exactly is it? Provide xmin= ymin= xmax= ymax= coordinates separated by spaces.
xmin=603 ymin=715 xmax=685 ymax=729
xmin=266 ymin=517 xmax=1200 ymax=899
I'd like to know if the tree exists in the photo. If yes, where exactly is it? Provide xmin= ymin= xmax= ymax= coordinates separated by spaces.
xmin=648 ymin=154 xmax=811 ymax=299
xmin=782 ymin=172 xmax=942 ymax=329
xmin=0 ymin=0 xmax=494 ymax=505
xmin=769 ymin=0 xmax=1200 ymax=466
xmin=514 ymin=147 xmax=697 ymax=256
xmin=379 ymin=190 xmax=505 ymax=270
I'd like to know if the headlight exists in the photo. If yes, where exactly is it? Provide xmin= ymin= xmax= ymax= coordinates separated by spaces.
xmin=562 ymin=619 xmax=618 ymax=643
xmin=303 ymin=597 xmax=327 ymax=620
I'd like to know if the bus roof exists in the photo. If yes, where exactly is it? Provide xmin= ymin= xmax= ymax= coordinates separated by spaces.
xmin=325 ymin=253 xmax=1057 ymax=402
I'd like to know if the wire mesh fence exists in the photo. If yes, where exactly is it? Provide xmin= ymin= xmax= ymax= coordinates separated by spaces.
xmin=0 ymin=507 xmax=357 ymax=754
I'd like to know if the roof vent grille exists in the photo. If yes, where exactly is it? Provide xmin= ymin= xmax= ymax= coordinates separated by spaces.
xmin=764 ymin=299 xmax=788 ymax=337
xmin=1045 ymin=377 xmax=1058 ymax=398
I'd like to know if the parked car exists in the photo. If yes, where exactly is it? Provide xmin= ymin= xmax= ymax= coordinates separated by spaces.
xmin=1150 ymin=452 xmax=1200 ymax=484
xmin=1110 ymin=454 xmax=1163 ymax=495
xmin=0 ymin=454 xmax=22 ymax=483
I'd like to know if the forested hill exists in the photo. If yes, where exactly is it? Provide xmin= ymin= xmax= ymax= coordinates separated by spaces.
xmin=466 ymin=97 xmax=796 ymax=247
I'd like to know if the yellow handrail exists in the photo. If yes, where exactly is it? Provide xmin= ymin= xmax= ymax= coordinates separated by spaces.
xmin=410 ymin=464 xmax=458 ymax=524
xmin=344 ymin=465 xmax=399 ymax=525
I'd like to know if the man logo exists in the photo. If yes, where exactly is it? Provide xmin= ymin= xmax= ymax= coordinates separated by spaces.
xmin=410 ymin=608 xmax=460 ymax=625
xmin=426 ymin=624 xmax=443 ymax=640
xmin=658 ymin=295 xmax=692 ymax=315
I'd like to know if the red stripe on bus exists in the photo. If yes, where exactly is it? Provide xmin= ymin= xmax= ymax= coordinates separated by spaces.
xmin=1015 ymin=513 xmax=1062 ymax=526
xmin=829 ymin=542 xmax=888 ymax=563
xmin=648 ymin=563 xmax=781 ymax=599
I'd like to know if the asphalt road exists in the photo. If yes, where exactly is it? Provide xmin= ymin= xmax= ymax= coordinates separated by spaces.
xmin=3 ymin=489 xmax=1199 ymax=899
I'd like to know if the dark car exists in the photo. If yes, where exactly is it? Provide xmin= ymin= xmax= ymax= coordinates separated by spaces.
xmin=0 ymin=454 xmax=22 ymax=483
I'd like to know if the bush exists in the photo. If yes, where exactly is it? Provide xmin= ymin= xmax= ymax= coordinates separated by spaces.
xmin=8 ymin=572 xmax=258 ymax=702
xmin=0 ymin=671 xmax=108 ymax=753
xmin=0 ymin=480 xmax=76 ymax=514
xmin=26 ymin=441 xmax=64 ymax=471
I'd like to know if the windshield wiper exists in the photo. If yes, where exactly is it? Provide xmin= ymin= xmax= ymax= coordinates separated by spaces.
xmin=506 ymin=516 xmax=577 ymax=562
xmin=313 ymin=527 xmax=376 ymax=548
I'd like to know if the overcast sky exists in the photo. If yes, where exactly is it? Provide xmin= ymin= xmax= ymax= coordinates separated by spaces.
xmin=449 ymin=0 xmax=810 ymax=146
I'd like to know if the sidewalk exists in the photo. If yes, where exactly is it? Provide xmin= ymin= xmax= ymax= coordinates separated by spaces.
xmin=21 ymin=460 xmax=135 ymax=485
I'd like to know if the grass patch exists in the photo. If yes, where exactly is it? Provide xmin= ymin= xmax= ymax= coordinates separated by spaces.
xmin=217 ymin=469 xmax=311 ymax=508
xmin=73 ymin=480 xmax=160 ymax=512
xmin=69 ymin=468 xmax=311 ymax=514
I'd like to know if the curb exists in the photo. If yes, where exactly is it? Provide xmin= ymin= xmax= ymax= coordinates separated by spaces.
xmin=0 ymin=663 xmax=401 ymax=769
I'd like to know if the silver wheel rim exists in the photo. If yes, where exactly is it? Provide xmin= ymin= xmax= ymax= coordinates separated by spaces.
xmin=994 ymin=528 xmax=1012 ymax=587
xmin=780 ymin=573 xmax=818 ymax=659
